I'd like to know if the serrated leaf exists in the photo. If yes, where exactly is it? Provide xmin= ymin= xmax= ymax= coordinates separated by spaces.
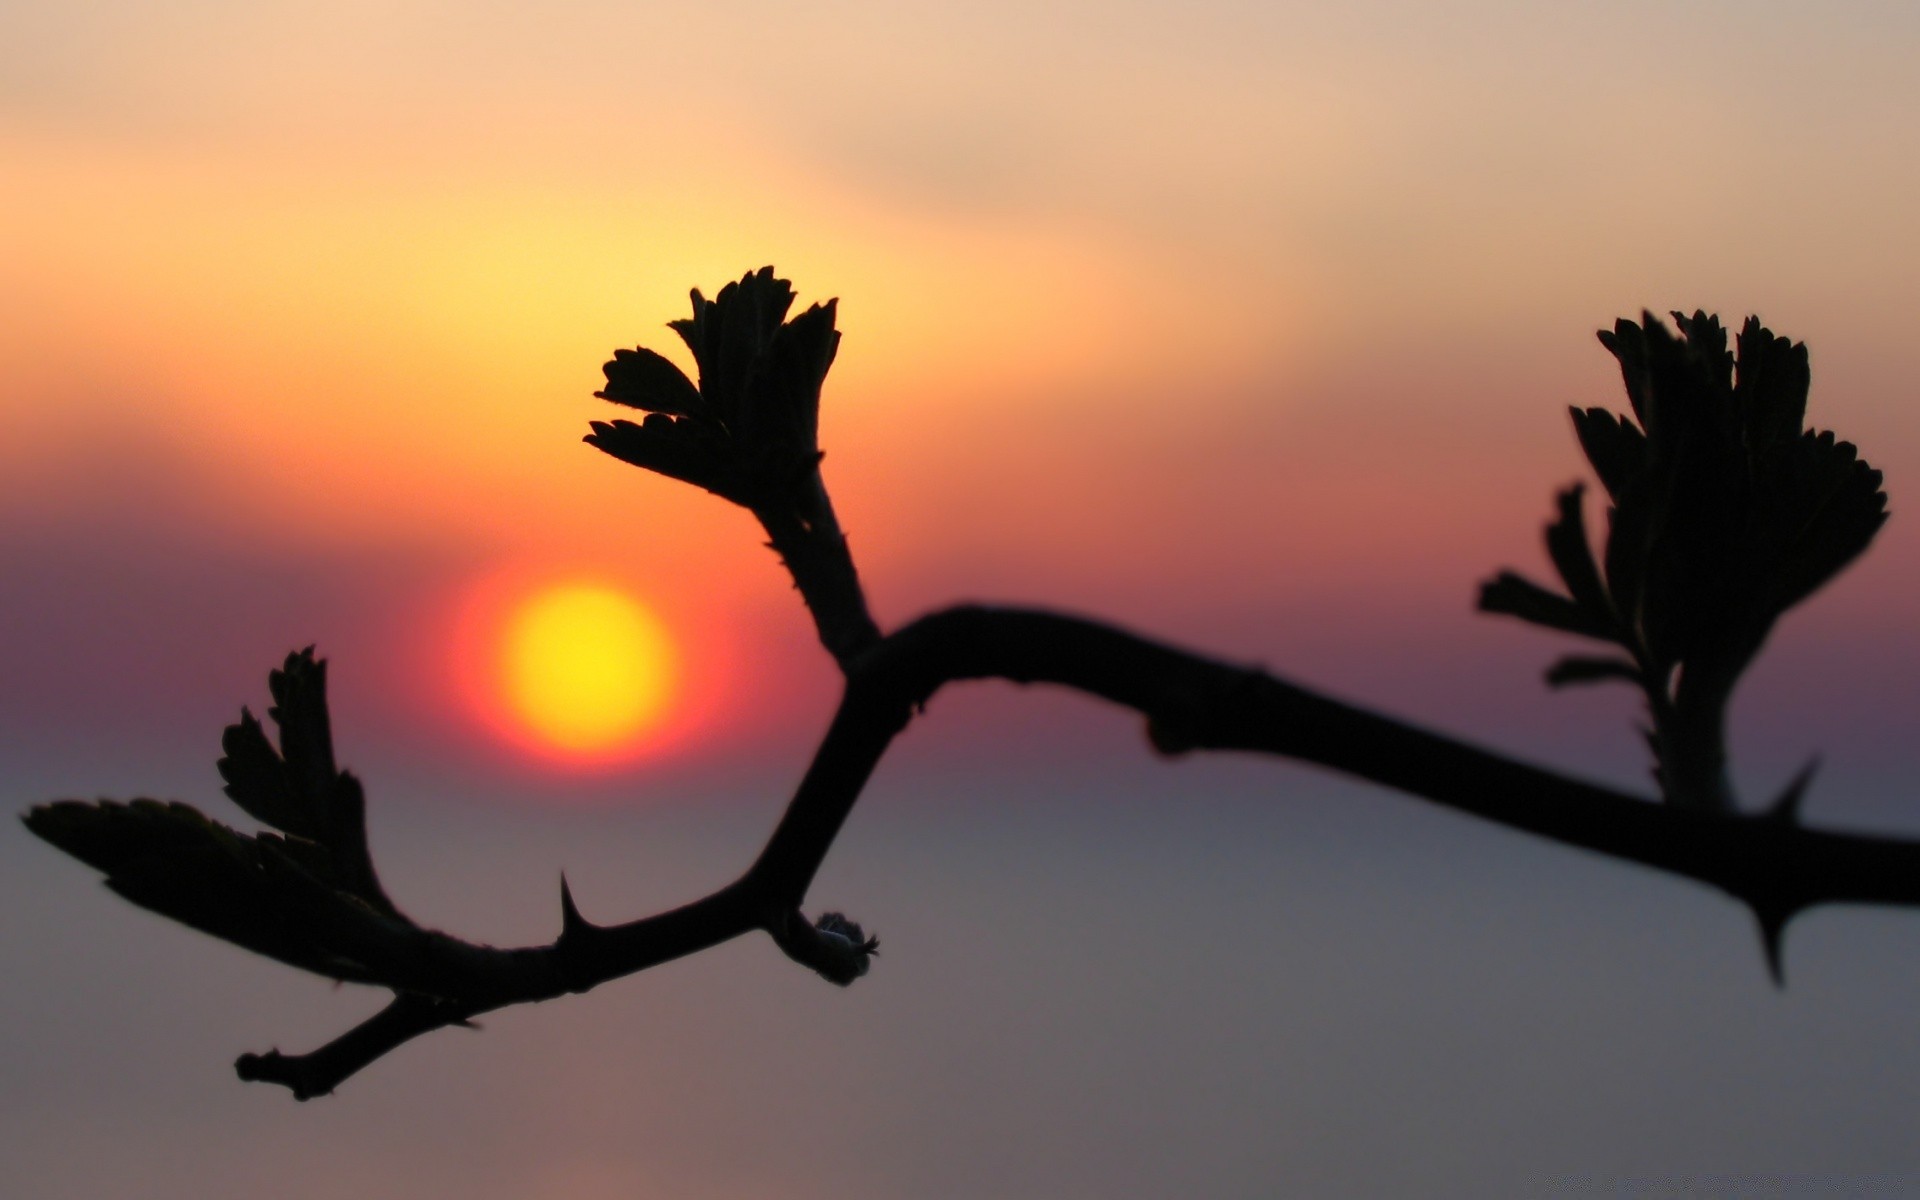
xmin=267 ymin=650 xmax=338 ymax=810
xmin=671 ymin=267 xmax=797 ymax=428
xmin=585 ymin=415 xmax=742 ymax=502
xmin=1734 ymin=316 xmax=1808 ymax=455
xmin=1671 ymin=310 xmax=1732 ymax=386
xmin=596 ymin=347 xmax=703 ymax=418
xmin=21 ymin=800 xmax=401 ymax=983
xmin=1768 ymin=430 xmax=1889 ymax=613
xmin=1478 ymin=571 xmax=1614 ymax=640
xmin=218 ymin=708 xmax=315 ymax=840
xmin=1545 ymin=485 xmax=1615 ymax=635
xmin=1597 ymin=319 xmax=1652 ymax=426
xmin=1570 ymin=406 xmax=1645 ymax=503
xmin=215 ymin=650 xmax=400 ymax=919
xmin=752 ymin=299 xmax=840 ymax=451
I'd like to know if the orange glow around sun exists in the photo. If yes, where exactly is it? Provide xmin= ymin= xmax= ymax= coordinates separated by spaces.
xmin=451 ymin=573 xmax=690 ymax=766
xmin=500 ymin=584 xmax=675 ymax=755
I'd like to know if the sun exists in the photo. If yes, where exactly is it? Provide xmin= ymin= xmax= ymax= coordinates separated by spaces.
xmin=497 ymin=582 xmax=677 ymax=759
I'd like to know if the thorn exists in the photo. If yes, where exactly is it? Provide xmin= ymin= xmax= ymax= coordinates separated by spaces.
xmin=1764 ymin=757 xmax=1820 ymax=824
xmin=1753 ymin=906 xmax=1790 ymax=989
xmin=559 ymin=873 xmax=595 ymax=940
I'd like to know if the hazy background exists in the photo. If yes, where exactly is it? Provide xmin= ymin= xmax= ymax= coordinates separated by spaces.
xmin=5 ymin=1 xmax=1920 ymax=1195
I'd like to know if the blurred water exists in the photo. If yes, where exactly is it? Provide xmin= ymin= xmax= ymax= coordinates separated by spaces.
xmin=6 ymin=746 xmax=1920 ymax=1199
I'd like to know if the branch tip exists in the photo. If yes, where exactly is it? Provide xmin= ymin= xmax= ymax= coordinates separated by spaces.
xmin=235 ymin=1050 xmax=329 ymax=1101
xmin=770 ymin=909 xmax=880 ymax=986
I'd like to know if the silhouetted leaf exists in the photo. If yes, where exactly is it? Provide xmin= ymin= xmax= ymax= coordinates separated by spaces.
xmin=1544 ymin=656 xmax=1642 ymax=688
xmin=219 ymin=707 xmax=317 ymax=840
xmin=585 ymin=415 xmax=741 ymax=502
xmin=1671 ymin=310 xmax=1732 ymax=384
xmin=669 ymin=267 xmax=798 ymax=431
xmin=1478 ymin=571 xmax=1614 ymax=640
xmin=1597 ymin=318 xmax=1652 ymax=426
xmin=750 ymin=299 xmax=839 ymax=451
xmin=23 ymin=649 xmax=434 ymax=982
xmin=1545 ymin=485 xmax=1614 ymax=634
xmin=1569 ymin=407 xmax=1645 ymax=503
xmin=596 ymin=347 xmax=704 ymax=418
xmin=1767 ymin=430 xmax=1888 ymax=613
xmin=21 ymin=800 xmax=405 ymax=983
xmin=1733 ymin=316 xmax=1808 ymax=456
xmin=215 ymin=649 xmax=397 ymax=917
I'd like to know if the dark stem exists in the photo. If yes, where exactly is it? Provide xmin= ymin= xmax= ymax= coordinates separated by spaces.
xmin=234 ymin=603 xmax=1920 ymax=1097
xmin=754 ymin=470 xmax=880 ymax=668
xmin=235 ymin=993 xmax=480 ymax=1101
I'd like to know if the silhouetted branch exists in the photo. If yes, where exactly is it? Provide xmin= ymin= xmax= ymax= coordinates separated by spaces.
xmin=22 ymin=272 xmax=1914 ymax=1099
xmin=752 ymin=468 xmax=880 ymax=667
xmin=235 ymin=993 xmax=477 ymax=1101
xmin=36 ymin=604 xmax=1920 ymax=1096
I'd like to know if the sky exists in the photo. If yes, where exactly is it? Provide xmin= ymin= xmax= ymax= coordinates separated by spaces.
xmin=5 ymin=0 xmax=1920 ymax=1195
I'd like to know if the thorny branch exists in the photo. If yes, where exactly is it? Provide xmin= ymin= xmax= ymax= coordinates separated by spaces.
xmin=23 ymin=272 xmax=1909 ymax=1099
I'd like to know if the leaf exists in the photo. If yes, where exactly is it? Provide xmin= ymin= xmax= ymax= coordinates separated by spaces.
xmin=1670 ymin=310 xmax=1732 ymax=387
xmin=1569 ymin=406 xmax=1645 ymax=503
xmin=216 ymin=649 xmax=398 ymax=918
xmin=219 ymin=707 xmax=317 ymax=840
xmin=584 ymin=415 xmax=743 ymax=503
xmin=1597 ymin=318 xmax=1652 ymax=427
xmin=1544 ymin=655 xmax=1642 ymax=688
xmin=1766 ymin=430 xmax=1889 ymax=614
xmin=1544 ymin=485 xmax=1615 ymax=636
xmin=1733 ymin=316 xmax=1808 ymax=456
xmin=24 ymin=649 xmax=436 ymax=984
xmin=746 ymin=299 xmax=840 ymax=452
xmin=595 ymin=347 xmax=703 ymax=419
xmin=670 ymin=267 xmax=797 ymax=428
xmin=1478 ymin=571 xmax=1615 ymax=640
xmin=21 ymin=800 xmax=405 ymax=983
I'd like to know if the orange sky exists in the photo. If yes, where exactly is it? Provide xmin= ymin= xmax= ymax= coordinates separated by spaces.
xmin=4 ymin=0 xmax=1919 ymax=788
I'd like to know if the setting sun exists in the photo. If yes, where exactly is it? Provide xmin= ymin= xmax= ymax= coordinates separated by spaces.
xmin=498 ymin=583 xmax=677 ymax=758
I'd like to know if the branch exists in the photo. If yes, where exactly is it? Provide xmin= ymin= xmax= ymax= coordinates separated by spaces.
xmin=47 ymin=603 xmax=1901 ymax=1098
xmin=751 ymin=606 xmax=1920 ymax=955
xmin=25 ymin=284 xmax=1912 ymax=1099
xmin=235 ymin=993 xmax=480 ymax=1101
xmin=752 ymin=468 xmax=880 ymax=668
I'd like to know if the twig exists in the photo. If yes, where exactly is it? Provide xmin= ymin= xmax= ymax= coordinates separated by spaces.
xmin=222 ymin=604 xmax=1920 ymax=1096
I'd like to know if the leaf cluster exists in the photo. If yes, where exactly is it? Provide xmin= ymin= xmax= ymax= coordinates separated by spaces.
xmin=1481 ymin=311 xmax=1887 ymax=805
xmin=24 ymin=650 xmax=421 ymax=984
xmin=585 ymin=266 xmax=841 ymax=509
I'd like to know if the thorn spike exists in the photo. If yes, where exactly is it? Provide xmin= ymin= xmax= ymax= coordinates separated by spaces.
xmin=1766 ymin=757 xmax=1821 ymax=824
xmin=1754 ymin=908 xmax=1789 ymax=989
xmin=559 ymin=873 xmax=594 ymax=939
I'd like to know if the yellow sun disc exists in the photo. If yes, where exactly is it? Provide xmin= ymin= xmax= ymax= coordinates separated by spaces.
xmin=500 ymin=584 xmax=675 ymax=756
